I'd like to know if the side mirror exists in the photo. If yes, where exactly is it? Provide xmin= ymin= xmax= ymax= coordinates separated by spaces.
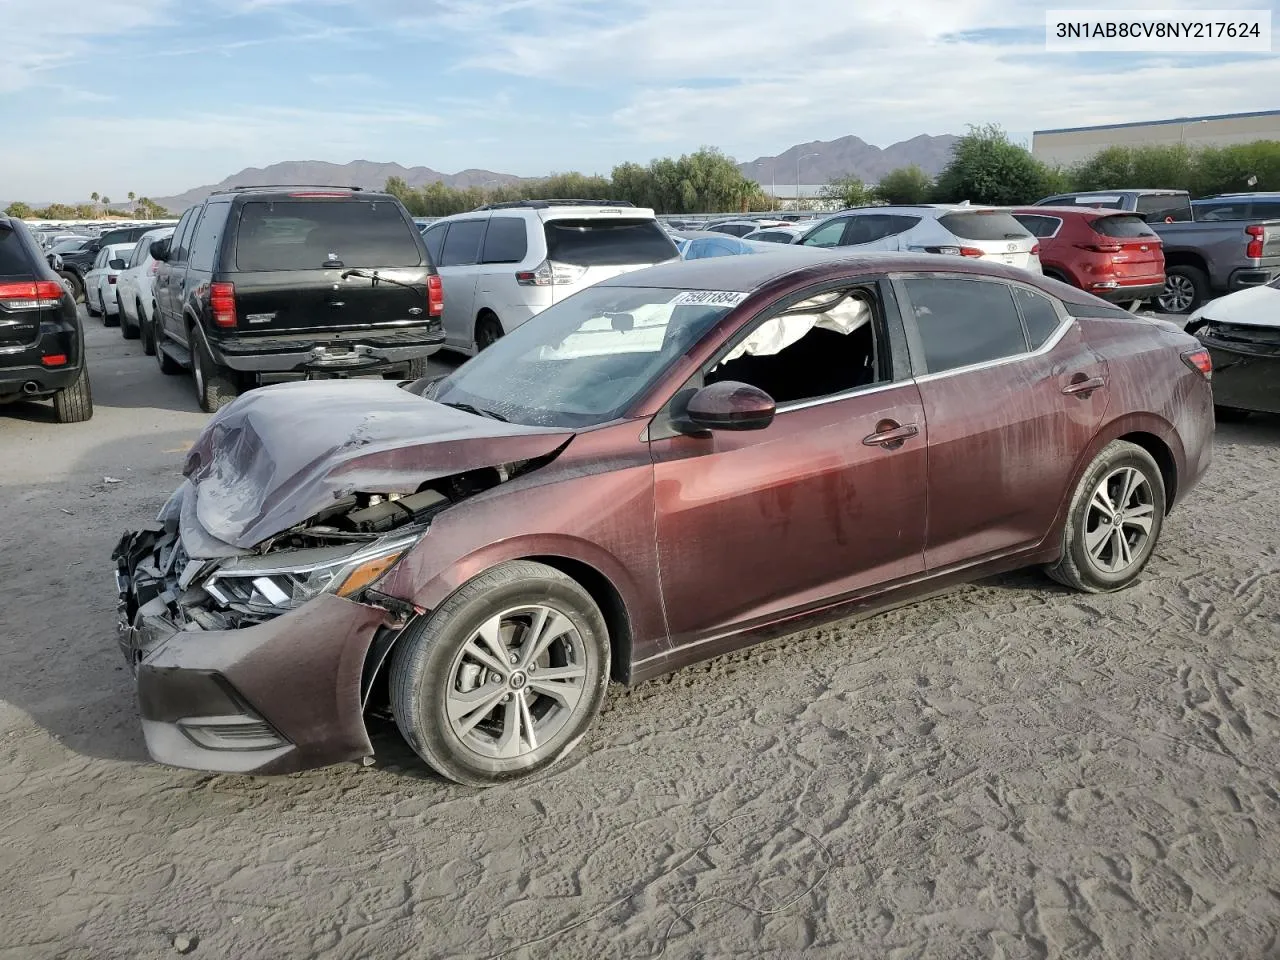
xmin=109 ymin=259 xmax=127 ymax=271
xmin=149 ymin=239 xmax=171 ymax=262
xmin=87 ymin=240 xmax=101 ymax=253
xmin=684 ymin=381 xmax=776 ymax=432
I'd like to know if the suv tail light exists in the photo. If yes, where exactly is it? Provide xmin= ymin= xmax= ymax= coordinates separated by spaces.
xmin=1181 ymin=348 xmax=1212 ymax=380
xmin=922 ymin=245 xmax=986 ymax=257
xmin=1031 ymin=243 xmax=1041 ymax=255
xmin=0 ymin=280 xmax=64 ymax=311
xmin=515 ymin=260 xmax=588 ymax=286
xmin=1246 ymin=224 xmax=1264 ymax=259
xmin=427 ymin=274 xmax=443 ymax=317
xmin=1075 ymin=242 xmax=1123 ymax=253
xmin=210 ymin=282 xmax=237 ymax=328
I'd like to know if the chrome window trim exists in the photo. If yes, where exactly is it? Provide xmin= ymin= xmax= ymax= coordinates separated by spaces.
xmin=892 ymin=271 xmax=1073 ymax=384
xmin=774 ymin=377 xmax=906 ymax=413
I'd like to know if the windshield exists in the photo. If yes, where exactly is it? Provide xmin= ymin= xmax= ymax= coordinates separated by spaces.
xmin=49 ymin=237 xmax=88 ymax=254
xmin=429 ymin=285 xmax=735 ymax=427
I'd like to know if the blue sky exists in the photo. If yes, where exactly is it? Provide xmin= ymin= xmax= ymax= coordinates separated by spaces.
xmin=2 ymin=0 xmax=1278 ymax=201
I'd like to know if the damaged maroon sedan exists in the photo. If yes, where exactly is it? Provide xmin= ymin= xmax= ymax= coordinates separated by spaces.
xmin=113 ymin=249 xmax=1214 ymax=785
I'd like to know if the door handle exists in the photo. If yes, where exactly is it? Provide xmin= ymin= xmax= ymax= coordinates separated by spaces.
xmin=862 ymin=420 xmax=919 ymax=449
xmin=1062 ymin=375 xmax=1105 ymax=397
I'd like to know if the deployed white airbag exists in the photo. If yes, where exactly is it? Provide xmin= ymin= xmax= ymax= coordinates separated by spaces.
xmin=722 ymin=295 xmax=871 ymax=362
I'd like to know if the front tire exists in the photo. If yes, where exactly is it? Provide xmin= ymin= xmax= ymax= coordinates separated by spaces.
xmin=52 ymin=367 xmax=93 ymax=423
xmin=389 ymin=560 xmax=611 ymax=786
xmin=192 ymin=334 xmax=240 ymax=413
xmin=1046 ymin=440 xmax=1166 ymax=593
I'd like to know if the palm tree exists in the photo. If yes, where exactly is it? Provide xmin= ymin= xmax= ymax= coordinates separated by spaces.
xmin=90 ymin=191 xmax=100 ymax=214
xmin=127 ymin=191 xmax=136 ymax=212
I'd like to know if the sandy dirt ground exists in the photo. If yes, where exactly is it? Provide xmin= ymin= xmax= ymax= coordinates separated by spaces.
xmin=1 ymin=312 xmax=1278 ymax=960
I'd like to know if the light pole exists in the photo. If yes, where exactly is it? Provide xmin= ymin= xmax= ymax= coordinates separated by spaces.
xmin=797 ymin=152 xmax=819 ymax=210
xmin=751 ymin=160 xmax=777 ymax=211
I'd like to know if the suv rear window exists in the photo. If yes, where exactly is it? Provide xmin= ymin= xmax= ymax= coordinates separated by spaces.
xmin=234 ymin=200 xmax=421 ymax=272
xmin=1135 ymin=193 xmax=1193 ymax=223
xmin=0 ymin=228 xmax=33 ymax=277
xmin=937 ymin=212 xmax=1032 ymax=242
xmin=1091 ymin=215 xmax=1157 ymax=238
xmin=543 ymin=219 xmax=678 ymax=266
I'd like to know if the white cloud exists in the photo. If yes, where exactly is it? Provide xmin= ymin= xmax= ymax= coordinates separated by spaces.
xmin=0 ymin=0 xmax=173 ymax=92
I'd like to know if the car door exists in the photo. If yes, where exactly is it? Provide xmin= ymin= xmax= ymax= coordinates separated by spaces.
xmin=165 ymin=206 xmax=204 ymax=346
xmin=649 ymin=277 xmax=928 ymax=651
xmin=474 ymin=215 xmax=529 ymax=332
xmin=894 ymin=274 xmax=1108 ymax=570
xmin=84 ymin=248 xmax=107 ymax=308
xmin=155 ymin=208 xmax=194 ymax=336
xmin=434 ymin=218 xmax=485 ymax=348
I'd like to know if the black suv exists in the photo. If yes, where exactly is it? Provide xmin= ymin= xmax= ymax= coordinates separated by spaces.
xmin=55 ymin=223 xmax=167 ymax=303
xmin=150 ymin=186 xmax=445 ymax=412
xmin=0 ymin=215 xmax=92 ymax=422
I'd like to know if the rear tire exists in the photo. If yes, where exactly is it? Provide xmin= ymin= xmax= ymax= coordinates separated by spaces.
xmin=139 ymin=302 xmax=155 ymax=355
xmin=474 ymin=314 xmax=503 ymax=351
xmin=120 ymin=295 xmax=139 ymax=340
xmin=85 ymin=287 xmax=100 ymax=317
xmin=1046 ymin=440 xmax=1165 ymax=593
xmin=53 ymin=367 xmax=93 ymax=423
xmin=389 ymin=560 xmax=610 ymax=786
xmin=192 ymin=334 xmax=239 ymax=413
xmin=1158 ymin=265 xmax=1208 ymax=315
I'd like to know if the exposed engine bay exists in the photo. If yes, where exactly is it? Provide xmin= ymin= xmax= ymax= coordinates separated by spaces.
xmin=115 ymin=463 xmax=532 ymax=637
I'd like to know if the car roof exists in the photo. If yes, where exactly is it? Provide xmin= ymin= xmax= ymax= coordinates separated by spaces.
xmin=1011 ymin=206 xmax=1134 ymax=216
xmin=1198 ymin=192 xmax=1280 ymax=200
xmin=206 ymin=186 xmax=390 ymax=202
xmin=596 ymin=249 xmax=1050 ymax=292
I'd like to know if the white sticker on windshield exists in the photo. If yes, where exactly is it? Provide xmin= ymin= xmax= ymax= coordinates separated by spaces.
xmin=670 ymin=290 xmax=748 ymax=307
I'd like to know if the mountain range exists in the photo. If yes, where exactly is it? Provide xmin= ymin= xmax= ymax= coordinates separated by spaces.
xmin=150 ymin=161 xmax=525 ymax=213
xmin=736 ymin=134 xmax=961 ymax=186
xmin=140 ymin=134 xmax=960 ymax=211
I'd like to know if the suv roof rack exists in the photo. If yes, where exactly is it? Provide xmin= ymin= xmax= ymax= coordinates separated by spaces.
xmin=224 ymin=184 xmax=365 ymax=193
xmin=472 ymin=199 xmax=635 ymax=211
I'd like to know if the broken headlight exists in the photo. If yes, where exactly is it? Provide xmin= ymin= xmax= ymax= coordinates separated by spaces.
xmin=203 ymin=533 xmax=419 ymax=615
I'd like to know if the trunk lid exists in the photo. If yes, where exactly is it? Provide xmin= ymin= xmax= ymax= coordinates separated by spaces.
xmin=227 ymin=198 xmax=430 ymax=335
xmin=937 ymin=211 xmax=1039 ymax=269
xmin=0 ymin=227 xmax=50 ymax=350
xmin=1090 ymin=214 xmax=1164 ymax=278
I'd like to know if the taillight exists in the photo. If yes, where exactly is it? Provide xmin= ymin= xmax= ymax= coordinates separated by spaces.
xmin=427 ymin=274 xmax=443 ymax=317
xmin=1075 ymin=242 xmax=1123 ymax=253
xmin=922 ymin=245 xmax=986 ymax=257
xmin=515 ymin=260 xmax=588 ymax=286
xmin=1181 ymin=348 xmax=1212 ymax=380
xmin=209 ymin=282 xmax=237 ymax=328
xmin=0 ymin=280 xmax=64 ymax=311
xmin=1246 ymin=224 xmax=1264 ymax=259
xmin=1031 ymin=243 xmax=1041 ymax=255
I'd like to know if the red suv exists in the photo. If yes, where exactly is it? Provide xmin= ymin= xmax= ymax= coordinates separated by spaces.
xmin=1013 ymin=207 xmax=1165 ymax=309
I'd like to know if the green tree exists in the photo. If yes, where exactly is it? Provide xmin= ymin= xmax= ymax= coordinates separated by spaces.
xmin=90 ymin=191 xmax=100 ymax=206
xmin=101 ymin=196 xmax=111 ymax=209
xmin=35 ymin=203 xmax=78 ymax=219
xmin=934 ymin=124 xmax=1062 ymax=205
xmin=820 ymin=175 xmax=877 ymax=208
xmin=74 ymin=203 xmax=97 ymax=219
xmin=874 ymin=165 xmax=934 ymax=204
xmin=132 ymin=198 xmax=171 ymax=219
xmin=4 ymin=201 xmax=33 ymax=218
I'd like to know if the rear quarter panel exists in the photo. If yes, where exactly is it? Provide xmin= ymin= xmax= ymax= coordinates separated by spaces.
xmin=1065 ymin=313 xmax=1213 ymax=511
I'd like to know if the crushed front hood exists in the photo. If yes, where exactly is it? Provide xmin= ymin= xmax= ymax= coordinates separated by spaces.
xmin=1193 ymin=284 xmax=1280 ymax=329
xmin=181 ymin=380 xmax=573 ymax=550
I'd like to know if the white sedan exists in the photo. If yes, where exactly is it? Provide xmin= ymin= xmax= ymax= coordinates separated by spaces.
xmin=116 ymin=227 xmax=175 ymax=350
xmin=83 ymin=242 xmax=136 ymax=327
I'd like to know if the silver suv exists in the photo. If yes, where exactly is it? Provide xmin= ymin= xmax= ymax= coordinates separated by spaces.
xmin=797 ymin=205 xmax=1043 ymax=273
xmin=423 ymin=200 xmax=680 ymax=353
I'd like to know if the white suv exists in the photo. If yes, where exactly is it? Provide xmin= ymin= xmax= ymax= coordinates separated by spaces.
xmin=422 ymin=200 xmax=680 ymax=353
xmin=797 ymin=205 xmax=1043 ymax=274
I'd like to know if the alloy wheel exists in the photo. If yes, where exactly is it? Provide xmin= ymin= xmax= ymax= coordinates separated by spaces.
xmin=1159 ymin=275 xmax=1194 ymax=313
xmin=444 ymin=604 xmax=588 ymax=761
xmin=1083 ymin=466 xmax=1156 ymax=575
